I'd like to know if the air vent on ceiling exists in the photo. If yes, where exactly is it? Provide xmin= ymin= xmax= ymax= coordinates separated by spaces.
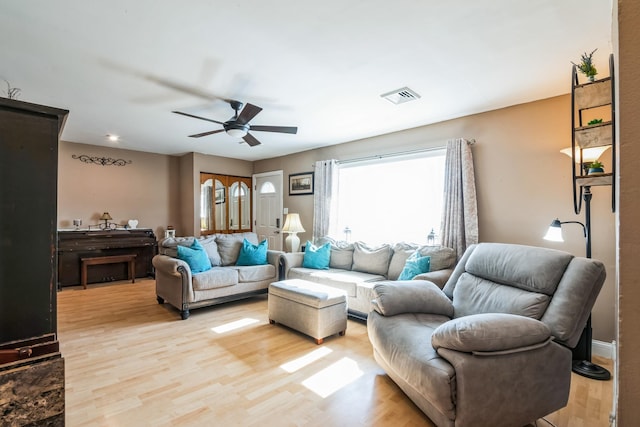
xmin=380 ymin=87 xmax=421 ymax=104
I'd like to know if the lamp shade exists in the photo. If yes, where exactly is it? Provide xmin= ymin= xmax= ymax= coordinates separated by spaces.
xmin=543 ymin=219 xmax=564 ymax=242
xmin=282 ymin=213 xmax=305 ymax=234
xmin=100 ymin=212 xmax=113 ymax=221
xmin=560 ymin=146 xmax=610 ymax=163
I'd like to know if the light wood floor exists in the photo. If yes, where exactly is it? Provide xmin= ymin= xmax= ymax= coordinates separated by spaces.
xmin=58 ymin=279 xmax=613 ymax=427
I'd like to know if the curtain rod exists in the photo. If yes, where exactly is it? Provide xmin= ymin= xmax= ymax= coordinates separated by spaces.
xmin=330 ymin=138 xmax=476 ymax=166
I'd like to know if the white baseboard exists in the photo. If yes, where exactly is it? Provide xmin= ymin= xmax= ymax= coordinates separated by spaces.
xmin=592 ymin=339 xmax=615 ymax=359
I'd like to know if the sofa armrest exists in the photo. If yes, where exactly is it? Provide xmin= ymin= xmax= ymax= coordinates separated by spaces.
xmin=267 ymin=250 xmax=284 ymax=266
xmin=413 ymin=268 xmax=453 ymax=289
xmin=153 ymin=254 xmax=191 ymax=278
xmin=432 ymin=313 xmax=551 ymax=355
xmin=371 ymin=280 xmax=454 ymax=317
xmin=279 ymin=252 xmax=304 ymax=278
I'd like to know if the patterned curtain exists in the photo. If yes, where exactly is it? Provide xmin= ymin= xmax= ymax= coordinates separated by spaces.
xmin=312 ymin=159 xmax=339 ymax=241
xmin=440 ymin=138 xmax=478 ymax=260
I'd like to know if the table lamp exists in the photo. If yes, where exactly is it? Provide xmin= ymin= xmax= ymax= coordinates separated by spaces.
xmin=282 ymin=213 xmax=305 ymax=252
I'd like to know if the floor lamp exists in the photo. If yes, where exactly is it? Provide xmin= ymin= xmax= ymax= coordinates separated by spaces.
xmin=282 ymin=213 xmax=305 ymax=253
xmin=544 ymin=186 xmax=611 ymax=381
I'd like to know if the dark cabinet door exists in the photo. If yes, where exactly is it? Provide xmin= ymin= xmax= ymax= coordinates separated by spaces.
xmin=0 ymin=98 xmax=68 ymax=343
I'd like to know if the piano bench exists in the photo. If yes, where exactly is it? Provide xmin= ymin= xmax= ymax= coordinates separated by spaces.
xmin=80 ymin=254 xmax=137 ymax=289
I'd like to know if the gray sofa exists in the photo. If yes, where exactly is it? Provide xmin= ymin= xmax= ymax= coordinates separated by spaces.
xmin=280 ymin=238 xmax=457 ymax=319
xmin=153 ymin=232 xmax=282 ymax=319
xmin=367 ymin=242 xmax=607 ymax=427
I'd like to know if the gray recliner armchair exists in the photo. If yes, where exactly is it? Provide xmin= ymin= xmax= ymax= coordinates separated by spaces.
xmin=367 ymin=242 xmax=606 ymax=427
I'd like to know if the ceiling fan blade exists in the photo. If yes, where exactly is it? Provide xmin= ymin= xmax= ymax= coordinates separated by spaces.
xmin=173 ymin=111 xmax=225 ymax=125
xmin=189 ymin=129 xmax=225 ymax=138
xmin=249 ymin=125 xmax=298 ymax=134
xmin=243 ymin=133 xmax=262 ymax=147
xmin=236 ymin=103 xmax=263 ymax=125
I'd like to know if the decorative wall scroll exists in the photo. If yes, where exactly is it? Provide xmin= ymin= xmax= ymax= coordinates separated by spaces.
xmin=72 ymin=154 xmax=132 ymax=166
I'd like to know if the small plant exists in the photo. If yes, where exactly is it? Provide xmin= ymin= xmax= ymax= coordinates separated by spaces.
xmin=572 ymin=49 xmax=598 ymax=81
xmin=2 ymin=80 xmax=21 ymax=100
xmin=588 ymin=118 xmax=603 ymax=125
xmin=589 ymin=160 xmax=603 ymax=169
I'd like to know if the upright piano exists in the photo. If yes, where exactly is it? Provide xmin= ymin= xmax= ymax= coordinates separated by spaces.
xmin=57 ymin=229 xmax=158 ymax=287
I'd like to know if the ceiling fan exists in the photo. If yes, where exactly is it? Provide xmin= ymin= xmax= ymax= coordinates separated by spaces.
xmin=173 ymin=100 xmax=297 ymax=147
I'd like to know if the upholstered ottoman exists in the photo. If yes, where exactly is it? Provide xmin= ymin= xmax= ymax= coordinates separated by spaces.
xmin=268 ymin=279 xmax=347 ymax=344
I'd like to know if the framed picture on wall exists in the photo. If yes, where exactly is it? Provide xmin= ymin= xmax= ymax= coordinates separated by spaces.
xmin=215 ymin=188 xmax=225 ymax=204
xmin=289 ymin=172 xmax=314 ymax=195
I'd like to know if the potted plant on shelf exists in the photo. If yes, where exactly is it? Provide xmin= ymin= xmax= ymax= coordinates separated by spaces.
xmin=588 ymin=160 xmax=604 ymax=175
xmin=572 ymin=48 xmax=598 ymax=82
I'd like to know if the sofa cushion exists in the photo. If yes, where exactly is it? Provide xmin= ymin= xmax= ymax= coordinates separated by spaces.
xmin=452 ymin=273 xmax=551 ymax=319
xmin=352 ymin=242 xmax=392 ymax=276
xmin=464 ymin=243 xmax=573 ymax=295
xmin=236 ymin=238 xmax=268 ymax=266
xmin=288 ymin=267 xmax=385 ymax=297
xmin=177 ymin=239 xmax=212 ymax=273
xmin=192 ymin=267 xmax=238 ymax=291
xmin=200 ymin=236 xmax=222 ymax=266
xmin=159 ymin=236 xmax=197 ymax=257
xmin=230 ymin=264 xmax=276 ymax=283
xmin=398 ymin=253 xmax=431 ymax=280
xmin=367 ymin=311 xmax=455 ymax=421
xmin=388 ymin=243 xmax=456 ymax=280
xmin=302 ymin=241 xmax=331 ymax=270
xmin=387 ymin=243 xmax=418 ymax=280
xmin=431 ymin=313 xmax=551 ymax=353
xmin=216 ymin=233 xmax=259 ymax=266
xmin=316 ymin=237 xmax=354 ymax=269
xmin=416 ymin=246 xmax=457 ymax=272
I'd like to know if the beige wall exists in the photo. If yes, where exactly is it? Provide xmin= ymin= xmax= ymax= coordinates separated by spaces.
xmin=255 ymin=94 xmax=617 ymax=343
xmin=615 ymin=0 xmax=640 ymax=423
xmin=58 ymin=141 xmax=180 ymax=238
xmin=58 ymin=144 xmax=255 ymax=238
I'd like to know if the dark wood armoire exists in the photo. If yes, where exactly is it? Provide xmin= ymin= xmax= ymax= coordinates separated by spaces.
xmin=0 ymin=97 xmax=68 ymax=424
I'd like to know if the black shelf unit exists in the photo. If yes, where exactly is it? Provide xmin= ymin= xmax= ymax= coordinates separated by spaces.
xmin=570 ymin=53 xmax=616 ymax=213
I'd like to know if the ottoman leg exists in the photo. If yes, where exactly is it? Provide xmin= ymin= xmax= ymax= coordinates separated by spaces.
xmin=339 ymin=330 xmax=346 ymax=336
xmin=316 ymin=338 xmax=324 ymax=345
xmin=269 ymin=319 xmax=276 ymax=324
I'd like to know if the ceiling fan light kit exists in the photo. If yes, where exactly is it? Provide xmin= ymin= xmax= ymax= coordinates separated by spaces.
xmin=173 ymin=99 xmax=297 ymax=147
xmin=226 ymin=125 xmax=249 ymax=138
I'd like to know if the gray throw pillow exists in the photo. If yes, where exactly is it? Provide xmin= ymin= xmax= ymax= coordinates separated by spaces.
xmin=387 ymin=242 xmax=419 ymax=280
xmin=351 ymin=242 xmax=392 ymax=276
xmin=200 ymin=236 xmax=222 ymax=266
xmin=316 ymin=236 xmax=354 ymax=270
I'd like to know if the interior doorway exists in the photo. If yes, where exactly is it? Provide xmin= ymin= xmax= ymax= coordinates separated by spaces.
xmin=253 ymin=171 xmax=283 ymax=251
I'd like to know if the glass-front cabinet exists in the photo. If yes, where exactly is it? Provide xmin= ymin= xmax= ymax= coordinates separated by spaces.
xmin=201 ymin=173 xmax=252 ymax=235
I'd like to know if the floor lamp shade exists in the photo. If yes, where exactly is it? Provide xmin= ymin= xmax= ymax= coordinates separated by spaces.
xmin=282 ymin=213 xmax=305 ymax=252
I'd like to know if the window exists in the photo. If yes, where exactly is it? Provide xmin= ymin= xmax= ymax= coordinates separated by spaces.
xmin=334 ymin=150 xmax=446 ymax=245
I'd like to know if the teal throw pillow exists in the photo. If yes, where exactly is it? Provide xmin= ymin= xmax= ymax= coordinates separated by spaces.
xmin=177 ymin=239 xmax=212 ymax=273
xmin=398 ymin=252 xmax=431 ymax=280
xmin=302 ymin=241 xmax=331 ymax=270
xmin=236 ymin=238 xmax=268 ymax=266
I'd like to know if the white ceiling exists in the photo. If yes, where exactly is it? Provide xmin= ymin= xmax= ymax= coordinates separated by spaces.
xmin=1 ymin=1 xmax=612 ymax=161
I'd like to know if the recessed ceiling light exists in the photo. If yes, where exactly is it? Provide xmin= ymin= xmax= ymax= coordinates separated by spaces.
xmin=106 ymin=134 xmax=119 ymax=142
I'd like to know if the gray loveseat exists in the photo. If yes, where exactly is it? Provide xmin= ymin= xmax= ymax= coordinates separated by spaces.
xmin=280 ymin=238 xmax=457 ymax=319
xmin=153 ymin=232 xmax=282 ymax=319
xmin=367 ymin=242 xmax=606 ymax=427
